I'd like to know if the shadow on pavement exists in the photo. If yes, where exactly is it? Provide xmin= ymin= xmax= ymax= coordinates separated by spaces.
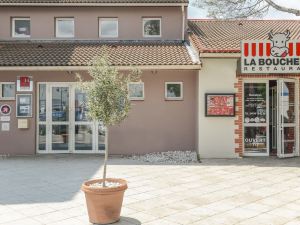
xmin=1 ymin=154 xmax=299 ymax=205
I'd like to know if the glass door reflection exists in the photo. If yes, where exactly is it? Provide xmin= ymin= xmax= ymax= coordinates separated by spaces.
xmin=278 ymin=80 xmax=297 ymax=157
xmin=74 ymin=89 xmax=94 ymax=151
xmin=51 ymin=86 xmax=70 ymax=151
xmin=37 ymin=84 xmax=105 ymax=153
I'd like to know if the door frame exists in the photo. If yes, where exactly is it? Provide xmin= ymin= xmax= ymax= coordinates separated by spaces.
xmin=36 ymin=82 xmax=105 ymax=154
xmin=277 ymin=78 xmax=299 ymax=158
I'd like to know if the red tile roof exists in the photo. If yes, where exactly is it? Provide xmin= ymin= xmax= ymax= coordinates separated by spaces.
xmin=0 ymin=0 xmax=188 ymax=5
xmin=0 ymin=41 xmax=198 ymax=67
xmin=188 ymin=19 xmax=300 ymax=53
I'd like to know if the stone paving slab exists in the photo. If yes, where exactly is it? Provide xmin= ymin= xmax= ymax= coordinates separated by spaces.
xmin=0 ymin=156 xmax=300 ymax=225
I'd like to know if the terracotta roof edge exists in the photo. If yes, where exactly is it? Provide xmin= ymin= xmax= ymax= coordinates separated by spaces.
xmin=188 ymin=19 xmax=300 ymax=22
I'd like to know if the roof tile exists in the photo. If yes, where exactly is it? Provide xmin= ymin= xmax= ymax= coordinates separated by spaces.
xmin=0 ymin=41 xmax=197 ymax=67
xmin=188 ymin=20 xmax=300 ymax=53
xmin=0 ymin=0 xmax=188 ymax=5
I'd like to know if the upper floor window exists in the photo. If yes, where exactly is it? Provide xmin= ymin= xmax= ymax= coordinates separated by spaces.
xmin=143 ymin=18 xmax=161 ymax=38
xmin=99 ymin=18 xmax=118 ymax=38
xmin=56 ymin=18 xmax=74 ymax=38
xmin=12 ymin=18 xmax=30 ymax=38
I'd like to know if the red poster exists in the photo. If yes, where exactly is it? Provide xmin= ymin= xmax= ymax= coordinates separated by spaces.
xmin=206 ymin=94 xmax=235 ymax=117
xmin=20 ymin=76 xmax=30 ymax=87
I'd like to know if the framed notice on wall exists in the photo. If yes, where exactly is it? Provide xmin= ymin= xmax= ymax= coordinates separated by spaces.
xmin=205 ymin=93 xmax=235 ymax=117
xmin=17 ymin=76 xmax=33 ymax=92
xmin=16 ymin=94 xmax=32 ymax=117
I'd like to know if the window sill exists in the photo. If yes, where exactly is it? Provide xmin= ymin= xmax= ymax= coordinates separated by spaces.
xmin=0 ymin=98 xmax=15 ymax=101
xmin=165 ymin=98 xmax=184 ymax=101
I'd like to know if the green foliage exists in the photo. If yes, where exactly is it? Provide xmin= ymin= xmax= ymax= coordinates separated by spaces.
xmin=77 ymin=53 xmax=141 ymax=127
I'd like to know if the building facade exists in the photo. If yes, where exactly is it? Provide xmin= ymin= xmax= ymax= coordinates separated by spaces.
xmin=0 ymin=0 xmax=201 ymax=155
xmin=189 ymin=19 xmax=300 ymax=158
xmin=0 ymin=1 xmax=300 ymax=158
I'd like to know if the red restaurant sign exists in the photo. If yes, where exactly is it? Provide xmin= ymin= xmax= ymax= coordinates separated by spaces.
xmin=241 ymin=30 xmax=300 ymax=74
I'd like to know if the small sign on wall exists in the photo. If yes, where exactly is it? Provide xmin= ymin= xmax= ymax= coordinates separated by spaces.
xmin=0 ymin=116 xmax=10 ymax=122
xmin=17 ymin=76 xmax=33 ymax=92
xmin=0 ymin=104 xmax=11 ymax=116
xmin=205 ymin=93 xmax=235 ymax=117
xmin=1 ymin=123 xmax=10 ymax=131
xmin=18 ymin=119 xmax=28 ymax=129
xmin=16 ymin=94 xmax=32 ymax=117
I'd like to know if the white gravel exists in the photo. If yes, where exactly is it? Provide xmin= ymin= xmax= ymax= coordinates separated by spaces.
xmin=89 ymin=182 xmax=121 ymax=188
xmin=129 ymin=151 xmax=199 ymax=164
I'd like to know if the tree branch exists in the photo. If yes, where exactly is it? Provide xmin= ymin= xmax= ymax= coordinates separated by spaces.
xmin=264 ymin=0 xmax=300 ymax=16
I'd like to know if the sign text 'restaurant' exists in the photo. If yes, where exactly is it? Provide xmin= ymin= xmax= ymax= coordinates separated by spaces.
xmin=241 ymin=40 xmax=300 ymax=74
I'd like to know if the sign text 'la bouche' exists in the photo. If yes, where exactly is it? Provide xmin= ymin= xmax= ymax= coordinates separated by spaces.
xmin=241 ymin=30 xmax=300 ymax=73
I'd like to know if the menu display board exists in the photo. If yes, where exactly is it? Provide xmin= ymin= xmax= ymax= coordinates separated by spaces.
xmin=244 ymin=83 xmax=266 ymax=123
xmin=16 ymin=94 xmax=32 ymax=117
xmin=205 ymin=93 xmax=235 ymax=117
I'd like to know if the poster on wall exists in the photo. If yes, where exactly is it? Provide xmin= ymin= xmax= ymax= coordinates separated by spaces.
xmin=244 ymin=83 xmax=266 ymax=124
xmin=16 ymin=94 xmax=32 ymax=117
xmin=17 ymin=76 xmax=33 ymax=92
xmin=205 ymin=93 xmax=235 ymax=117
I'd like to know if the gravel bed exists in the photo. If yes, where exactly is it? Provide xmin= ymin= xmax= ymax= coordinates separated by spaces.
xmin=129 ymin=151 xmax=199 ymax=164
xmin=89 ymin=182 xmax=121 ymax=188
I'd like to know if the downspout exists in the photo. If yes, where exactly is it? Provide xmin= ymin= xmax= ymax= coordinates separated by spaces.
xmin=181 ymin=5 xmax=185 ymax=41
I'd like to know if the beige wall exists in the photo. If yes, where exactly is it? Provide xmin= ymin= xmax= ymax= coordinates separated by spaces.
xmin=197 ymin=58 xmax=239 ymax=158
xmin=0 ymin=69 xmax=197 ymax=155
xmin=110 ymin=69 xmax=197 ymax=154
xmin=0 ymin=6 xmax=184 ymax=40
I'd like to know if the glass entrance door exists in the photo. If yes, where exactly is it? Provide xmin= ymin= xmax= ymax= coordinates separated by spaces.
xmin=51 ymin=85 xmax=70 ymax=152
xmin=277 ymin=79 xmax=297 ymax=158
xmin=243 ymin=81 xmax=269 ymax=156
xmin=37 ymin=83 xmax=105 ymax=153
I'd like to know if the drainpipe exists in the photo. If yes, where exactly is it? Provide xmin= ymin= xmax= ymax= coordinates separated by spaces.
xmin=181 ymin=5 xmax=185 ymax=41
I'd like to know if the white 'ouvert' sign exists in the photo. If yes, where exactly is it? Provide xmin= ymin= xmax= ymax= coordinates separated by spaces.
xmin=241 ymin=30 xmax=300 ymax=74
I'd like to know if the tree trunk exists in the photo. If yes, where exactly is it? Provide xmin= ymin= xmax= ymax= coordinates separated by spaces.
xmin=102 ymin=127 xmax=109 ymax=187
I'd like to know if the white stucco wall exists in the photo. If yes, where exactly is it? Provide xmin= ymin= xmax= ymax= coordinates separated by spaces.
xmin=198 ymin=58 xmax=239 ymax=158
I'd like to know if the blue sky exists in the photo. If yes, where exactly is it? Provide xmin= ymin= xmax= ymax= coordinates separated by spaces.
xmin=188 ymin=0 xmax=300 ymax=19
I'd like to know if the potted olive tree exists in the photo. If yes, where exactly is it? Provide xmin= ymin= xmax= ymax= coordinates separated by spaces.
xmin=79 ymin=55 xmax=140 ymax=225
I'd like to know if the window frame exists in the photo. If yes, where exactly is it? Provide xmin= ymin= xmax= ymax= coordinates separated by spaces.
xmin=0 ymin=82 xmax=16 ymax=100
xmin=55 ymin=17 xmax=75 ymax=38
xmin=99 ymin=18 xmax=119 ymax=38
xmin=128 ymin=82 xmax=145 ymax=101
xmin=143 ymin=18 xmax=162 ymax=38
xmin=12 ymin=17 xmax=31 ymax=38
xmin=165 ymin=81 xmax=183 ymax=101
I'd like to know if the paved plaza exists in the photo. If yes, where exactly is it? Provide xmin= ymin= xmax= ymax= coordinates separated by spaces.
xmin=0 ymin=155 xmax=300 ymax=225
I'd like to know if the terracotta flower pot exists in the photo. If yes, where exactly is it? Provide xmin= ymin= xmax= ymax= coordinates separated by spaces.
xmin=81 ymin=178 xmax=128 ymax=224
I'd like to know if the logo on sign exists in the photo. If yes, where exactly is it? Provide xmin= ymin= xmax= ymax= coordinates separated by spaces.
xmin=0 ymin=104 xmax=11 ymax=115
xmin=269 ymin=30 xmax=290 ymax=57
xmin=241 ymin=30 xmax=300 ymax=74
